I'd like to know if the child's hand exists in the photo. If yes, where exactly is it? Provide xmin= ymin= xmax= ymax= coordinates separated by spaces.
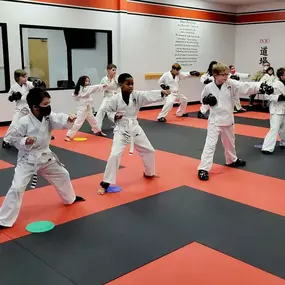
xmin=162 ymin=90 xmax=171 ymax=96
xmin=25 ymin=137 xmax=36 ymax=145
xmin=68 ymin=114 xmax=77 ymax=122
xmin=115 ymin=113 xmax=123 ymax=120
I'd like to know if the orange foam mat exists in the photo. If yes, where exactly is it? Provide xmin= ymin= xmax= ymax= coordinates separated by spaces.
xmin=0 ymin=160 xmax=14 ymax=170
xmin=0 ymin=126 xmax=8 ymax=137
xmin=235 ymin=111 xmax=270 ymax=120
xmin=0 ymin=232 xmax=12 ymax=243
xmin=137 ymin=106 xmax=271 ymax=139
xmin=1 ymin=130 xmax=285 ymax=242
xmin=106 ymin=242 xmax=285 ymax=285
xmin=52 ymin=131 xmax=285 ymax=216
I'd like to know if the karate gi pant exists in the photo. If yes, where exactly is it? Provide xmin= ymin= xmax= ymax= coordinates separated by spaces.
xmin=4 ymin=108 xmax=29 ymax=144
xmin=103 ymin=130 xmax=155 ymax=184
xmin=95 ymin=96 xmax=112 ymax=130
xmin=262 ymin=114 xmax=285 ymax=152
xmin=198 ymin=123 xmax=237 ymax=171
xmin=157 ymin=93 xmax=187 ymax=119
xmin=67 ymin=104 xmax=100 ymax=138
xmin=0 ymin=158 xmax=76 ymax=227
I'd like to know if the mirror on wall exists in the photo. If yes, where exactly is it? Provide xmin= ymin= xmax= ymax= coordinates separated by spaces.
xmin=20 ymin=25 xmax=112 ymax=90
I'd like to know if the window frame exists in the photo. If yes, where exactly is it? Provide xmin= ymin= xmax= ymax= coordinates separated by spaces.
xmin=19 ymin=24 xmax=113 ymax=91
xmin=0 ymin=23 xmax=11 ymax=93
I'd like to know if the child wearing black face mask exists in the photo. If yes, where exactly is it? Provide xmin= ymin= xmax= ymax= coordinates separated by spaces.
xmin=0 ymin=88 xmax=85 ymax=229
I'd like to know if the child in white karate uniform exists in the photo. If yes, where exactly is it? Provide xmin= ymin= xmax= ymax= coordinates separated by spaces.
xmin=97 ymin=73 xmax=171 ymax=195
xmin=197 ymin=61 xmax=217 ymax=119
xmin=157 ymin=63 xmax=200 ymax=122
xmin=261 ymin=68 xmax=285 ymax=153
xmin=96 ymin=64 xmax=120 ymax=130
xmin=3 ymin=69 xmax=34 ymax=148
xmin=228 ymin=65 xmax=250 ymax=113
xmin=198 ymin=63 xmax=263 ymax=181
xmin=65 ymin=76 xmax=107 ymax=141
xmin=260 ymin=67 xmax=276 ymax=85
xmin=0 ymin=88 xmax=85 ymax=229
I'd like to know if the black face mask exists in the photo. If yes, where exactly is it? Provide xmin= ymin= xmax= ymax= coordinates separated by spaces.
xmin=38 ymin=105 xmax=51 ymax=117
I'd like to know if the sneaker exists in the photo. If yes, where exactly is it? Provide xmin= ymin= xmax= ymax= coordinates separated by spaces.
xmin=198 ymin=170 xmax=209 ymax=181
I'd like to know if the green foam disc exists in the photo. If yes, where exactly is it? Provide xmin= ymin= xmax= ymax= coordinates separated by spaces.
xmin=26 ymin=221 xmax=55 ymax=233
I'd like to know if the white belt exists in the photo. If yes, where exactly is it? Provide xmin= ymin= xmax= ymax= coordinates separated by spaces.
xmin=119 ymin=118 xmax=137 ymax=155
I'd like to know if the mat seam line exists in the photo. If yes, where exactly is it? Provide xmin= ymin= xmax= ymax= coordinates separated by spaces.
xmin=3 ymin=232 xmax=78 ymax=285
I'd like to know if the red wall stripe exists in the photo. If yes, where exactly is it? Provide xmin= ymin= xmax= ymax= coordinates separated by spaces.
xmin=14 ymin=0 xmax=285 ymax=24
xmin=236 ymin=11 xmax=285 ymax=24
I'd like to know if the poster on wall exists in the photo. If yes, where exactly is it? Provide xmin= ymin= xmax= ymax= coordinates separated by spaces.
xmin=259 ymin=38 xmax=270 ymax=66
xmin=174 ymin=20 xmax=200 ymax=67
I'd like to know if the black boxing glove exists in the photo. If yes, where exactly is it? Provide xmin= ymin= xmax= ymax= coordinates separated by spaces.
xmin=11 ymin=92 xmax=22 ymax=101
xmin=278 ymin=95 xmax=285 ymax=101
xmin=230 ymin=74 xmax=240 ymax=81
xmin=265 ymin=85 xmax=274 ymax=95
xmin=204 ymin=78 xmax=212 ymax=85
xmin=190 ymin=70 xmax=200 ymax=77
xmin=259 ymin=83 xmax=267 ymax=94
xmin=8 ymin=95 xmax=14 ymax=102
xmin=203 ymin=94 xmax=217 ymax=107
xmin=160 ymin=84 xmax=170 ymax=90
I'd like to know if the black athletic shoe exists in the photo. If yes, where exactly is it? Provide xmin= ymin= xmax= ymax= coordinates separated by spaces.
xmin=226 ymin=158 xmax=246 ymax=167
xmin=198 ymin=170 xmax=209 ymax=181
xmin=158 ymin=117 xmax=166 ymax=122
xmin=0 ymin=225 xmax=9 ymax=230
xmin=2 ymin=141 xmax=11 ymax=149
xmin=51 ymin=136 xmax=55 ymax=140
xmin=74 ymin=196 xmax=85 ymax=203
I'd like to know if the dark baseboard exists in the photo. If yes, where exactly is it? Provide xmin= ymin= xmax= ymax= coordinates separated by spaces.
xmin=0 ymin=121 xmax=10 ymax=126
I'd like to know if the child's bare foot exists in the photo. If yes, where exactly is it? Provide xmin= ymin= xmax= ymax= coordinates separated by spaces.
xmin=144 ymin=173 xmax=160 ymax=179
xmin=64 ymin=136 xmax=71 ymax=142
xmin=97 ymin=187 xmax=106 ymax=195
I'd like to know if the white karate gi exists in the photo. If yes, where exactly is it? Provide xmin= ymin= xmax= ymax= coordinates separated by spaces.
xmin=4 ymin=81 xmax=34 ymax=144
xmin=228 ymin=72 xmax=251 ymax=111
xmin=198 ymin=79 xmax=261 ymax=171
xmin=157 ymin=71 xmax=190 ymax=119
xmin=103 ymin=90 xmax=166 ymax=184
xmin=199 ymin=73 xmax=214 ymax=115
xmin=66 ymin=84 xmax=106 ymax=138
xmin=262 ymin=79 xmax=285 ymax=152
xmin=95 ymin=76 xmax=119 ymax=129
xmin=0 ymin=112 xmax=77 ymax=227
xmin=260 ymin=74 xmax=276 ymax=85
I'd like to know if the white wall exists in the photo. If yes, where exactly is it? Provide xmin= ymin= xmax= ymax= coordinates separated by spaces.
xmin=237 ymin=2 xmax=285 ymax=13
xmin=0 ymin=0 xmax=235 ymax=122
xmin=235 ymin=0 xmax=285 ymax=98
xmin=119 ymin=13 xmax=235 ymax=102
xmin=235 ymin=22 xmax=285 ymax=98
xmin=0 ymin=1 xmax=119 ymax=121
xmin=0 ymin=27 xmax=5 ymax=91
